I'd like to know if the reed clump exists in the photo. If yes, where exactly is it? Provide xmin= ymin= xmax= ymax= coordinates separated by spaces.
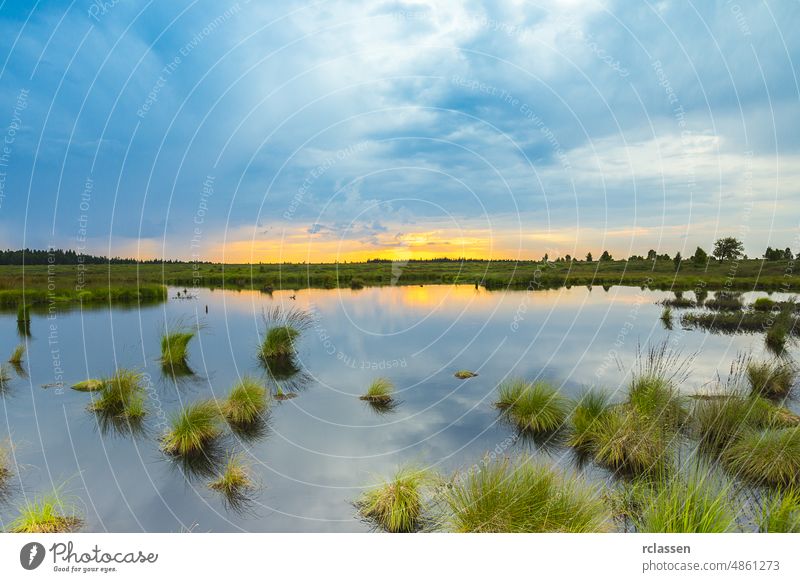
xmin=9 ymin=493 xmax=82 ymax=533
xmin=495 ymin=380 xmax=569 ymax=434
xmin=568 ymin=389 xmax=612 ymax=452
xmin=358 ymin=466 xmax=430 ymax=532
xmin=209 ymin=453 xmax=254 ymax=497
xmin=258 ymin=306 xmax=311 ymax=364
xmin=759 ymin=488 xmax=800 ymax=532
xmin=220 ymin=377 xmax=269 ymax=426
xmin=360 ymin=377 xmax=394 ymax=404
xmin=160 ymin=326 xmax=195 ymax=366
xmin=441 ymin=457 xmax=611 ymax=532
xmin=88 ymin=369 xmax=146 ymax=420
xmin=8 ymin=344 xmax=25 ymax=365
xmin=724 ymin=427 xmax=800 ymax=488
xmin=569 ymin=343 xmax=690 ymax=475
xmin=747 ymin=359 xmax=795 ymax=398
xmin=633 ymin=468 xmax=737 ymax=533
xmin=693 ymin=394 xmax=798 ymax=454
xmin=161 ymin=400 xmax=223 ymax=456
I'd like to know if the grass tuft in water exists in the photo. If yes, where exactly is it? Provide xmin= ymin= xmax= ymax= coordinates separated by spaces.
xmin=495 ymin=380 xmax=569 ymax=434
xmin=724 ymin=427 xmax=800 ymax=488
xmin=591 ymin=407 xmax=671 ymax=475
xmin=747 ymin=359 xmax=795 ymax=398
xmin=258 ymin=306 xmax=312 ymax=364
xmin=88 ymin=369 xmax=146 ymax=420
xmin=568 ymin=389 xmax=612 ymax=451
xmin=441 ymin=457 xmax=611 ymax=532
xmin=360 ymin=377 xmax=394 ymax=403
xmin=162 ymin=400 xmax=223 ymax=456
xmin=160 ymin=326 xmax=195 ymax=366
xmin=660 ymin=306 xmax=673 ymax=328
xmin=8 ymin=344 xmax=25 ymax=365
xmin=759 ymin=488 xmax=800 ymax=532
xmin=209 ymin=453 xmax=254 ymax=497
xmin=9 ymin=493 xmax=82 ymax=533
xmin=454 ymin=370 xmax=478 ymax=379
xmin=634 ymin=467 xmax=737 ymax=533
xmin=221 ymin=377 xmax=269 ymax=426
xmin=693 ymin=394 xmax=798 ymax=454
xmin=358 ymin=466 xmax=430 ymax=532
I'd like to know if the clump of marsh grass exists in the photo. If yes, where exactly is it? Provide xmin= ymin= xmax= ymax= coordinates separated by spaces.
xmin=724 ymin=427 xmax=800 ymax=488
xmin=360 ymin=377 xmax=394 ymax=404
xmin=440 ymin=457 xmax=611 ymax=532
xmin=0 ymin=443 xmax=10 ymax=483
xmin=747 ymin=359 xmax=795 ymax=398
xmin=9 ymin=493 xmax=82 ymax=533
xmin=633 ymin=467 xmax=737 ymax=533
xmin=220 ymin=377 xmax=269 ymax=426
xmin=88 ymin=369 xmax=146 ymax=420
xmin=454 ymin=370 xmax=478 ymax=379
xmin=209 ymin=453 xmax=255 ymax=510
xmin=357 ymin=466 xmax=431 ymax=532
xmin=494 ymin=380 xmax=569 ymax=434
xmin=161 ymin=400 xmax=223 ymax=456
xmin=692 ymin=394 xmax=791 ymax=453
xmin=16 ymin=303 xmax=30 ymax=323
xmin=568 ymin=389 xmax=612 ymax=452
xmin=349 ymin=277 xmax=365 ymax=290
xmin=628 ymin=342 xmax=691 ymax=429
xmin=568 ymin=343 xmax=691 ymax=476
xmin=258 ymin=306 xmax=312 ymax=364
xmin=660 ymin=306 xmax=673 ymax=328
xmin=759 ymin=488 xmax=800 ymax=532
xmin=705 ymin=291 xmax=744 ymax=311
xmin=8 ymin=344 xmax=25 ymax=365
xmin=753 ymin=297 xmax=778 ymax=312
xmin=591 ymin=407 xmax=672 ymax=476
xmin=160 ymin=320 xmax=199 ymax=370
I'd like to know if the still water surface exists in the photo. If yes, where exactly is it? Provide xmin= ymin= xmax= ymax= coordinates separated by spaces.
xmin=0 ymin=285 xmax=794 ymax=531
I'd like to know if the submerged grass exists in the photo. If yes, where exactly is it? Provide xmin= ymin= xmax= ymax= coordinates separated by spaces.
xmin=358 ymin=466 xmax=430 ymax=532
xmin=747 ymin=359 xmax=795 ymax=398
xmin=454 ymin=370 xmax=478 ymax=379
xmin=760 ymin=488 xmax=800 ymax=532
xmin=8 ymin=343 xmax=24 ymax=365
xmin=634 ymin=467 xmax=737 ymax=533
xmin=162 ymin=400 xmax=223 ymax=456
xmin=724 ymin=427 xmax=800 ymax=488
xmin=88 ymin=369 xmax=146 ymax=420
xmin=441 ymin=457 xmax=611 ymax=532
xmin=495 ymin=380 xmax=569 ymax=433
xmin=221 ymin=377 xmax=269 ymax=425
xmin=9 ymin=493 xmax=82 ymax=533
xmin=360 ymin=377 xmax=394 ymax=403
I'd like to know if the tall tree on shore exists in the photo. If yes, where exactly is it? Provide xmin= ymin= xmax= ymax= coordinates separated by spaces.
xmin=713 ymin=237 xmax=744 ymax=261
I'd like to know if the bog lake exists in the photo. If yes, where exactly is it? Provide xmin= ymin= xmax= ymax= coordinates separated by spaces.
xmin=0 ymin=284 xmax=796 ymax=531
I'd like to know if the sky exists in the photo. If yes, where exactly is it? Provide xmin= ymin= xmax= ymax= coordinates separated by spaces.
xmin=0 ymin=0 xmax=798 ymax=262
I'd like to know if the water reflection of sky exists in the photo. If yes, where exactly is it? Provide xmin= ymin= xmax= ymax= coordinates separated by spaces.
xmin=0 ymin=285 xmax=795 ymax=531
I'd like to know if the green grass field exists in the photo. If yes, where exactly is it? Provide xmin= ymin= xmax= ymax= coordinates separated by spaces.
xmin=0 ymin=257 xmax=798 ymax=309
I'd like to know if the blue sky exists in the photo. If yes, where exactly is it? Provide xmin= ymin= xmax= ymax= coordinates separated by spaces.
xmin=0 ymin=0 xmax=798 ymax=261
